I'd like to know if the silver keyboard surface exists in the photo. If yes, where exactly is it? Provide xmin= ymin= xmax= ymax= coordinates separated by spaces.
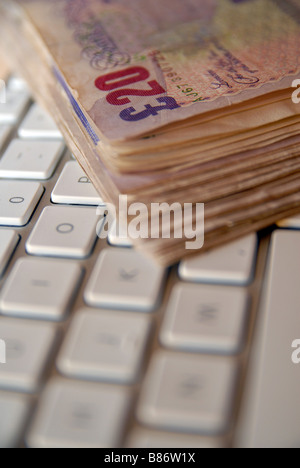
xmin=0 ymin=77 xmax=300 ymax=448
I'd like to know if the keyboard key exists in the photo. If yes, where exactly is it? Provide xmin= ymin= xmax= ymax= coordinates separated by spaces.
xmin=0 ymin=230 xmax=19 ymax=277
xmin=179 ymin=234 xmax=257 ymax=285
xmin=85 ymin=249 xmax=166 ymax=312
xmin=0 ymin=91 xmax=30 ymax=124
xmin=26 ymin=206 xmax=99 ymax=259
xmin=8 ymin=75 xmax=29 ymax=93
xmin=108 ymin=219 xmax=133 ymax=248
xmin=236 ymin=230 xmax=300 ymax=448
xmin=0 ymin=125 xmax=13 ymax=150
xmin=57 ymin=309 xmax=151 ymax=383
xmin=127 ymin=428 xmax=224 ymax=448
xmin=0 ymin=138 xmax=64 ymax=180
xmin=51 ymin=161 xmax=103 ymax=206
xmin=137 ymin=352 xmax=237 ymax=434
xmin=0 ymin=180 xmax=43 ymax=226
xmin=160 ymin=283 xmax=248 ymax=354
xmin=0 ymin=393 xmax=30 ymax=448
xmin=27 ymin=379 xmax=130 ymax=448
xmin=0 ymin=257 xmax=82 ymax=321
xmin=0 ymin=318 xmax=57 ymax=393
xmin=19 ymin=103 xmax=62 ymax=140
xmin=277 ymin=214 xmax=300 ymax=229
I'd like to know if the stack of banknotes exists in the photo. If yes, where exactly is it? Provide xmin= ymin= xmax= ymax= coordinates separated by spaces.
xmin=1 ymin=0 xmax=300 ymax=265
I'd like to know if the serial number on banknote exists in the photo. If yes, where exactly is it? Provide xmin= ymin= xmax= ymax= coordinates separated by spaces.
xmin=150 ymin=50 xmax=206 ymax=103
xmin=95 ymin=65 xmax=181 ymax=122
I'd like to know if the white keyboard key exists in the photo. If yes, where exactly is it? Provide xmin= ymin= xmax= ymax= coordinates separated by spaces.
xmin=26 ymin=206 xmax=99 ymax=259
xmin=19 ymin=103 xmax=62 ymax=140
xmin=51 ymin=161 xmax=103 ymax=205
xmin=57 ymin=309 xmax=151 ymax=383
xmin=137 ymin=352 xmax=237 ymax=434
xmin=0 ymin=318 xmax=56 ymax=393
xmin=0 ymin=257 xmax=82 ymax=321
xmin=0 ymin=393 xmax=30 ymax=448
xmin=0 ymin=138 xmax=64 ymax=180
xmin=127 ymin=429 xmax=224 ymax=448
xmin=160 ymin=283 xmax=248 ymax=355
xmin=236 ymin=230 xmax=300 ymax=448
xmin=108 ymin=219 xmax=133 ymax=248
xmin=179 ymin=234 xmax=257 ymax=285
xmin=27 ymin=379 xmax=130 ymax=448
xmin=85 ymin=249 xmax=166 ymax=312
xmin=277 ymin=214 xmax=300 ymax=229
xmin=0 ymin=91 xmax=30 ymax=124
xmin=0 ymin=125 xmax=13 ymax=150
xmin=0 ymin=230 xmax=19 ymax=277
xmin=0 ymin=180 xmax=43 ymax=226
xmin=8 ymin=75 xmax=29 ymax=93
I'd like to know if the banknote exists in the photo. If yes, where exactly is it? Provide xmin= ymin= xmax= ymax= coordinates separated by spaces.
xmin=9 ymin=0 xmax=300 ymax=142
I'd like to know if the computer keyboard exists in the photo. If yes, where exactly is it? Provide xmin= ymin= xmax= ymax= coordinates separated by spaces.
xmin=0 ymin=76 xmax=299 ymax=448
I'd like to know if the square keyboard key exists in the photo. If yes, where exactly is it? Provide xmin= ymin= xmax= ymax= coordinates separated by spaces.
xmin=0 ymin=257 xmax=82 ymax=321
xmin=160 ymin=283 xmax=249 ymax=354
xmin=51 ymin=161 xmax=104 ymax=206
xmin=0 ymin=180 xmax=43 ymax=226
xmin=0 ymin=139 xmax=64 ymax=180
xmin=137 ymin=352 xmax=237 ymax=434
xmin=18 ymin=103 xmax=62 ymax=140
xmin=179 ymin=234 xmax=257 ymax=285
xmin=57 ymin=309 xmax=152 ymax=383
xmin=0 ymin=318 xmax=57 ymax=393
xmin=84 ymin=249 xmax=166 ymax=312
xmin=27 ymin=379 xmax=130 ymax=448
xmin=26 ymin=206 xmax=99 ymax=259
